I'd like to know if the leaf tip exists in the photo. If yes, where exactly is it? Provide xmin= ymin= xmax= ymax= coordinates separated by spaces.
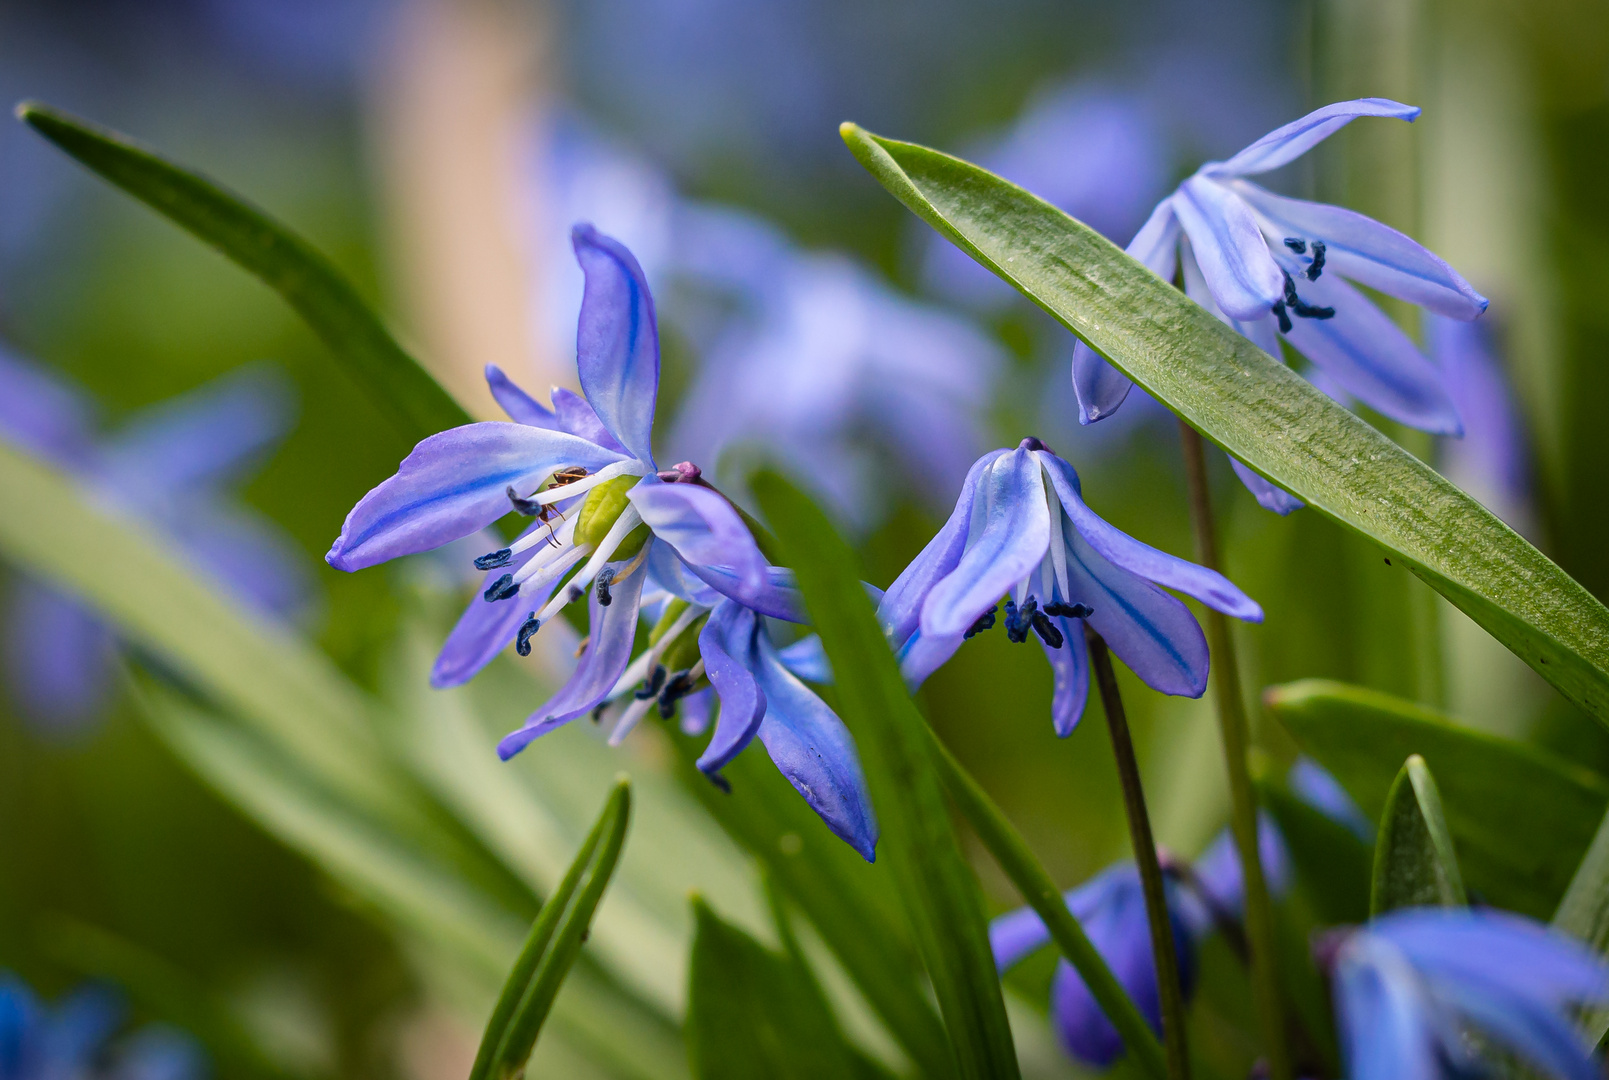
xmin=13 ymin=99 xmax=42 ymax=125
xmin=838 ymin=120 xmax=861 ymax=143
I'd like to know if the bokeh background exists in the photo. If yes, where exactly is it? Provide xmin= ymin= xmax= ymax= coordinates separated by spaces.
xmin=3 ymin=0 xmax=1608 ymax=1076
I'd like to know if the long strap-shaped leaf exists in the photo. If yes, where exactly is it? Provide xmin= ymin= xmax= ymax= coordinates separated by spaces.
xmin=15 ymin=101 xmax=471 ymax=441
xmin=839 ymin=123 xmax=1609 ymax=730
xmin=752 ymin=471 xmax=1020 ymax=1080
xmin=471 ymin=778 xmax=633 ymax=1080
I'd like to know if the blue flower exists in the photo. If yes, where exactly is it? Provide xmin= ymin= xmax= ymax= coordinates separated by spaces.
xmin=1331 ymin=909 xmax=1609 ymax=1080
xmin=327 ymin=224 xmax=876 ymax=860
xmin=1289 ymin=755 xmax=1375 ymax=842
xmin=0 ymin=973 xmax=206 ymax=1080
xmin=1428 ymin=314 xmax=1532 ymax=534
xmin=878 ymin=438 xmax=1262 ymax=733
xmin=0 ymin=350 xmax=310 ymax=733
xmin=991 ymin=818 xmax=1288 ymax=1066
xmin=1072 ymin=99 xmax=1489 ymax=514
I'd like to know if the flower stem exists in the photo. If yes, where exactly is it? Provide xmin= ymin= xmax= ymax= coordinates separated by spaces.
xmin=1085 ymin=625 xmax=1191 ymax=1080
xmin=1176 ymin=421 xmax=1290 ymax=1080
xmin=920 ymin=721 xmax=1170 ymax=1080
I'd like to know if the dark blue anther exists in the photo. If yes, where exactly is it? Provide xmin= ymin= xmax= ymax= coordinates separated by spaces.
xmin=658 ymin=670 xmax=698 ymax=718
xmin=1273 ymin=301 xmax=1293 ymax=334
xmin=1004 ymin=597 xmax=1039 ymax=644
xmin=1018 ymin=436 xmax=1048 ymax=452
xmin=483 ymin=573 xmax=519 ymax=602
xmin=596 ymin=567 xmax=616 ymax=607
xmin=475 ymin=548 xmax=513 ymax=570
xmin=707 ymin=772 xmax=732 ymax=794
xmin=1283 ymin=237 xmax=1307 ymax=254
xmin=1029 ymin=610 xmax=1065 ymax=649
xmin=506 ymin=485 xmax=542 ymax=516
xmin=516 ymin=613 xmax=540 ymax=656
xmin=964 ymin=605 xmax=998 ymax=639
xmin=635 ymin=664 xmax=668 ymax=701
xmin=1282 ymin=270 xmax=1334 ymax=321
xmin=1305 ymin=240 xmax=1326 ymax=281
xmin=591 ymin=703 xmax=608 ymax=723
xmin=1043 ymin=601 xmax=1093 ymax=619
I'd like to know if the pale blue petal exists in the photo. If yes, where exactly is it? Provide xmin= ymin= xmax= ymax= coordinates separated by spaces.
xmin=1334 ymin=941 xmax=1440 ymax=1080
xmin=484 ymin=364 xmax=559 ymax=427
xmin=326 ymin=422 xmax=626 ymax=571
xmin=679 ymin=687 xmax=713 ymax=736
xmin=497 ymin=561 xmax=647 ymax=758
xmin=1038 ymin=451 xmax=1262 ymax=620
xmin=573 ymin=224 xmax=658 ymax=466
xmin=1126 ymin=195 xmax=1182 ymax=281
xmin=1209 ymin=99 xmax=1421 ymax=178
xmin=0 ymin=347 xmax=97 ymax=470
xmin=1290 ymin=757 xmax=1374 ymax=841
xmin=1064 ymin=525 xmax=1209 ymax=697
xmin=1375 ymin=909 xmax=1609 ymax=1005
xmin=695 ymin=600 xmax=767 ymax=774
xmin=877 ymin=449 xmax=1005 ymax=647
xmin=919 ymin=448 xmax=1051 ymax=638
xmin=627 ymin=478 xmax=766 ymax=594
xmin=1187 ymin=815 xmax=1291 ymax=924
xmin=1228 ymin=456 xmax=1304 ymax=515
xmin=775 ymin=635 xmax=830 ymax=683
xmin=1280 ymin=268 xmax=1463 ymax=435
xmin=1173 ymin=177 xmax=1284 ymax=320
xmin=644 ymin=540 xmax=723 ymax=608
xmin=753 ymin=632 xmax=878 ymax=862
xmin=990 ymin=904 xmax=1055 ymax=972
xmin=1071 ymin=342 xmax=1135 ymax=426
xmin=1233 ymin=182 xmax=1488 ymax=319
xmin=4 ymin=581 xmax=118 ymax=732
xmin=895 ymin=626 xmax=967 ymax=688
xmin=1043 ymin=615 xmax=1090 ymax=737
xmin=1180 ymin=235 xmax=1283 ymax=358
xmin=430 ymin=530 xmax=544 ymax=688
xmin=551 ymin=387 xmax=628 ymax=452
xmin=684 ymin=562 xmax=807 ymax=623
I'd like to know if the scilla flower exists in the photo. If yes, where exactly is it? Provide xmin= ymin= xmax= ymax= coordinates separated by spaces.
xmin=327 ymin=225 xmax=875 ymax=858
xmin=1328 ymin=909 xmax=1609 ymax=1080
xmin=1072 ymin=99 xmax=1489 ymax=514
xmin=0 ymin=973 xmax=206 ymax=1080
xmin=878 ymin=438 xmax=1261 ymax=733
xmin=991 ymin=819 xmax=1288 ymax=1066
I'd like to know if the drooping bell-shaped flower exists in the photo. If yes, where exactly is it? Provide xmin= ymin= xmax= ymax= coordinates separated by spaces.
xmin=990 ymin=817 xmax=1288 ymax=1066
xmin=327 ymin=224 xmax=876 ymax=859
xmin=1072 ymin=99 xmax=1490 ymax=514
xmin=878 ymin=438 xmax=1261 ymax=733
xmin=1329 ymin=909 xmax=1609 ymax=1080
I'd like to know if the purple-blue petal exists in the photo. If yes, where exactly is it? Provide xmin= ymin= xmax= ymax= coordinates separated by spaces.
xmin=430 ymin=532 xmax=544 ymax=688
xmin=1043 ymin=615 xmax=1090 ymax=737
xmin=684 ymin=562 xmax=808 ymax=623
xmin=1374 ymin=909 xmax=1609 ymax=1005
xmin=0 ymin=347 xmax=97 ymax=470
xmin=990 ymin=904 xmax=1055 ymax=972
xmin=1333 ymin=939 xmax=1440 ymax=1080
xmin=3 ymin=581 xmax=118 ymax=733
xmin=919 ymin=448 xmax=1050 ymax=638
xmin=326 ymin=422 xmax=626 ymax=571
xmin=1070 ymin=342 xmax=1134 ymax=426
xmin=1429 ymin=976 xmax=1602 ymax=1080
xmin=1289 ymin=757 xmax=1374 ymax=841
xmin=1172 ymin=177 xmax=1284 ymax=321
xmin=1038 ymin=451 xmax=1263 ymax=621
xmin=752 ymin=632 xmax=878 ymax=862
xmin=484 ymin=364 xmax=560 ymax=427
xmin=1232 ymin=182 xmax=1488 ymax=320
xmin=627 ymin=479 xmax=766 ymax=594
xmin=775 ymin=634 xmax=830 ymax=684
xmin=1279 ymin=268 xmax=1463 ymax=435
xmin=1209 ymin=98 xmax=1421 ymax=178
xmin=551 ymin=387 xmax=628 ymax=453
xmin=877 ymin=449 xmax=1005 ymax=647
xmin=572 ymin=224 xmax=659 ymax=466
xmin=163 ymin=501 xmax=313 ymax=622
xmin=497 ymin=560 xmax=647 ymax=758
xmin=1228 ymin=456 xmax=1305 ymax=515
xmin=695 ymin=600 xmax=767 ymax=775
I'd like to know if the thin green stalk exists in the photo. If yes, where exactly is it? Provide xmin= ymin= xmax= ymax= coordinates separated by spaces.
xmin=920 ymin=723 xmax=1169 ymax=1080
xmin=1177 ymin=421 xmax=1290 ymax=1080
xmin=1085 ymin=627 xmax=1192 ymax=1080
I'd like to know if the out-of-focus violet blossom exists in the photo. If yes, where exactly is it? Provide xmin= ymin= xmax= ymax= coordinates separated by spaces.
xmin=1072 ymin=99 xmax=1489 ymax=514
xmin=327 ymin=225 xmax=876 ymax=859
xmin=878 ymin=438 xmax=1261 ymax=733
xmin=1330 ymin=909 xmax=1609 ymax=1080
xmin=0 ymin=350 xmax=310 ymax=733
xmin=1289 ymin=755 xmax=1374 ymax=842
xmin=0 ymin=973 xmax=207 ymax=1080
xmin=924 ymin=80 xmax=1170 ymax=310
xmin=1427 ymin=314 xmax=1532 ymax=535
xmin=991 ymin=817 xmax=1288 ymax=1066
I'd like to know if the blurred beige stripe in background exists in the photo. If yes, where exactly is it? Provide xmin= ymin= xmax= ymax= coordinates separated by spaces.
xmin=368 ymin=0 xmax=571 ymax=421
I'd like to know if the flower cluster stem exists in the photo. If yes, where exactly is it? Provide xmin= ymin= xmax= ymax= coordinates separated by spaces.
xmin=1086 ymin=625 xmax=1191 ymax=1080
xmin=1177 ymin=421 xmax=1290 ymax=1080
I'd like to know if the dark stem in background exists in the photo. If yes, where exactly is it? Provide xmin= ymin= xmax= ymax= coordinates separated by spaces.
xmin=1176 ymin=421 xmax=1291 ymax=1080
xmin=1085 ymin=625 xmax=1192 ymax=1080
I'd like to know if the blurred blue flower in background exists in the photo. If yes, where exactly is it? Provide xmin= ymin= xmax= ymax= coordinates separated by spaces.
xmin=1330 ymin=908 xmax=1609 ymax=1080
xmin=1289 ymin=755 xmax=1375 ymax=842
xmin=879 ymin=438 xmax=1261 ymax=733
xmin=1429 ymin=313 xmax=1533 ymax=535
xmin=0 ymin=973 xmax=206 ymax=1080
xmin=0 ymin=349 xmax=310 ymax=734
xmin=991 ymin=816 xmax=1288 ymax=1066
xmin=1072 ymin=99 xmax=1490 ymax=514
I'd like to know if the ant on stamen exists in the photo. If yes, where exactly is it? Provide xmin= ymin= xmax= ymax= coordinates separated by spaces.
xmin=509 ymin=466 xmax=593 ymax=546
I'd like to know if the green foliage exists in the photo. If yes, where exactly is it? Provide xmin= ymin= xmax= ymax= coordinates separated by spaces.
xmin=16 ymin=101 xmax=469 ymax=442
xmin=470 ymin=780 xmax=633 ymax=1080
xmin=1267 ymin=680 xmax=1608 ymax=917
xmin=837 ymin=122 xmax=1609 ymax=734
xmin=1253 ymin=778 xmax=1371 ymax=926
xmin=751 ymin=470 xmax=1020 ymax=1080
xmin=1370 ymin=756 xmax=1467 ymax=915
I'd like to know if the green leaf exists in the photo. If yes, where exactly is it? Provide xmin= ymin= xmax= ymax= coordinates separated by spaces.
xmin=15 ymin=101 xmax=469 ymax=441
xmin=1266 ymin=679 xmax=1609 ymax=917
xmin=685 ymin=896 xmax=870 ymax=1080
xmin=1554 ymin=811 xmax=1609 ymax=1045
xmin=1252 ymin=777 xmax=1371 ymax=925
xmin=670 ymin=726 xmax=952 ymax=1079
xmin=1370 ymin=755 xmax=1467 ymax=915
xmin=920 ymin=724 xmax=1167 ymax=1080
xmin=838 ymin=123 xmax=1609 ymax=732
xmin=471 ymin=779 xmax=633 ymax=1080
xmin=750 ymin=471 xmax=1019 ymax=1080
